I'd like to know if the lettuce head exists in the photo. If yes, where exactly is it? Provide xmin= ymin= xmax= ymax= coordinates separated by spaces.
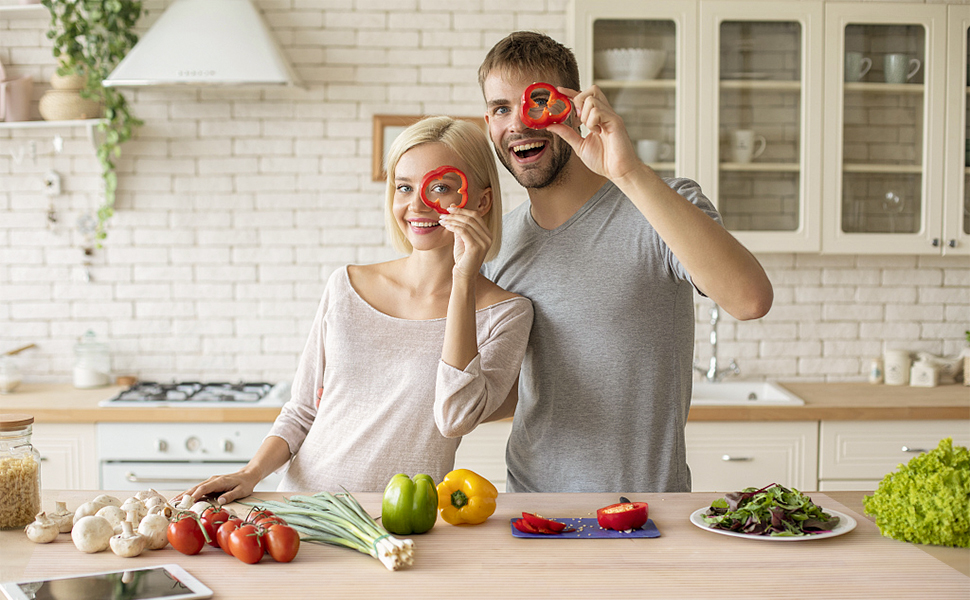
xmin=863 ymin=437 xmax=969 ymax=547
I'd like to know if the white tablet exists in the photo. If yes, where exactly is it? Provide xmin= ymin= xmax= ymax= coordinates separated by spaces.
xmin=0 ymin=564 xmax=213 ymax=600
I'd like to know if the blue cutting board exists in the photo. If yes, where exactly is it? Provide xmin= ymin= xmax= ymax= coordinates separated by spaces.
xmin=510 ymin=517 xmax=660 ymax=539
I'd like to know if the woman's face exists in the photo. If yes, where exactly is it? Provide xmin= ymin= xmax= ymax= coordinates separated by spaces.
xmin=392 ymin=142 xmax=484 ymax=253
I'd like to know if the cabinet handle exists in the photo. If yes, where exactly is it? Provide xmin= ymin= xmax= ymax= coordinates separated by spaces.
xmin=932 ymin=238 xmax=940 ymax=247
xmin=901 ymin=446 xmax=927 ymax=453
xmin=721 ymin=454 xmax=753 ymax=462
xmin=124 ymin=471 xmax=200 ymax=484
xmin=947 ymin=239 xmax=956 ymax=248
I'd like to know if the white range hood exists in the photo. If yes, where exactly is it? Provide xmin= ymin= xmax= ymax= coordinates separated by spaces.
xmin=103 ymin=0 xmax=302 ymax=88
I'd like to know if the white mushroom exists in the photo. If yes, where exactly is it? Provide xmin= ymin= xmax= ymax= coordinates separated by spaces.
xmin=137 ymin=506 xmax=170 ymax=550
xmin=72 ymin=515 xmax=114 ymax=553
xmin=92 ymin=494 xmax=121 ymax=508
xmin=24 ymin=512 xmax=60 ymax=544
xmin=110 ymin=520 xmax=147 ymax=558
xmin=96 ymin=505 xmax=128 ymax=534
xmin=50 ymin=501 xmax=74 ymax=533
xmin=135 ymin=488 xmax=165 ymax=503
xmin=73 ymin=500 xmax=108 ymax=526
xmin=120 ymin=497 xmax=147 ymax=525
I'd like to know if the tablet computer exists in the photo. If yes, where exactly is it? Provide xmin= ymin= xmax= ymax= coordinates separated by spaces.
xmin=0 ymin=564 xmax=213 ymax=600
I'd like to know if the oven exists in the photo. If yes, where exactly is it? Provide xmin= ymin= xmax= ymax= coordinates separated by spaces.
xmin=97 ymin=382 xmax=289 ymax=492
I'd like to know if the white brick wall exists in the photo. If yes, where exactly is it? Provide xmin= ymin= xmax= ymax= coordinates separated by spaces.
xmin=2 ymin=0 xmax=968 ymax=386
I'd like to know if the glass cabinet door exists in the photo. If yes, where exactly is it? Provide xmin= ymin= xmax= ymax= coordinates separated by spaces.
xmin=823 ymin=4 xmax=948 ymax=254
xmin=943 ymin=5 xmax=970 ymax=256
xmin=699 ymin=1 xmax=823 ymax=253
xmin=569 ymin=0 xmax=698 ymax=179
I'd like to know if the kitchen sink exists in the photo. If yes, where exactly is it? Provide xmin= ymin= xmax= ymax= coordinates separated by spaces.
xmin=690 ymin=381 xmax=805 ymax=406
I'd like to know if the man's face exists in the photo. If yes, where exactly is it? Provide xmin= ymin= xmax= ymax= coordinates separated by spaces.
xmin=482 ymin=69 xmax=572 ymax=190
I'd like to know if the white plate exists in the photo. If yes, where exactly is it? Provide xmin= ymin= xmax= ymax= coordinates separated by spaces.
xmin=689 ymin=507 xmax=857 ymax=541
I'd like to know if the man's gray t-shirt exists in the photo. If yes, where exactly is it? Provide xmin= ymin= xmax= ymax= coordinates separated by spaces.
xmin=482 ymin=178 xmax=720 ymax=493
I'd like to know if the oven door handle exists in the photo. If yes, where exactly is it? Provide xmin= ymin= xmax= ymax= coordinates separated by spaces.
xmin=124 ymin=471 xmax=202 ymax=484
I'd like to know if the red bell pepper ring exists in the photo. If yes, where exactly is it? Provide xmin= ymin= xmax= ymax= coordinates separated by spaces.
xmin=596 ymin=501 xmax=649 ymax=531
xmin=420 ymin=165 xmax=468 ymax=215
xmin=521 ymin=512 xmax=574 ymax=533
xmin=520 ymin=82 xmax=571 ymax=130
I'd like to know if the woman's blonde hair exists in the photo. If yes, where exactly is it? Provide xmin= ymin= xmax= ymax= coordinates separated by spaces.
xmin=384 ymin=116 xmax=503 ymax=262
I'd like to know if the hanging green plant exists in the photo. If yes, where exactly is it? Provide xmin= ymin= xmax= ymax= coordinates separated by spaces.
xmin=41 ymin=0 xmax=144 ymax=243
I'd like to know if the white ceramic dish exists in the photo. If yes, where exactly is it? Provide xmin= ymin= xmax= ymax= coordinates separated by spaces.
xmin=595 ymin=48 xmax=666 ymax=80
xmin=689 ymin=507 xmax=857 ymax=541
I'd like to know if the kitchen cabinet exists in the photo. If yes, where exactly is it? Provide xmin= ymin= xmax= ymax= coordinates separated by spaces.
xmin=569 ymin=1 xmax=967 ymax=255
xmin=698 ymin=0 xmax=824 ymax=253
xmin=822 ymin=3 xmax=955 ymax=255
xmin=685 ymin=421 xmax=819 ymax=491
xmin=817 ymin=419 xmax=970 ymax=491
xmin=30 ymin=423 xmax=98 ymax=490
xmin=454 ymin=419 xmax=512 ymax=492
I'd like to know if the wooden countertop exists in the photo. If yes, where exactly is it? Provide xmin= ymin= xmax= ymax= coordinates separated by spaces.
xmin=0 ymin=491 xmax=966 ymax=599
xmin=1 ymin=382 xmax=967 ymax=424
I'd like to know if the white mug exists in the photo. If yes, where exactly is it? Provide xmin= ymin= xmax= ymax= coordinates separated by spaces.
xmin=884 ymin=54 xmax=920 ymax=84
xmin=883 ymin=349 xmax=912 ymax=386
xmin=0 ymin=75 xmax=33 ymax=122
xmin=844 ymin=52 xmax=872 ymax=82
xmin=731 ymin=130 xmax=766 ymax=164
xmin=637 ymin=139 xmax=673 ymax=164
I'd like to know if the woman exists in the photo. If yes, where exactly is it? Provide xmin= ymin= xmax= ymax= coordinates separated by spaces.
xmin=182 ymin=117 xmax=533 ymax=504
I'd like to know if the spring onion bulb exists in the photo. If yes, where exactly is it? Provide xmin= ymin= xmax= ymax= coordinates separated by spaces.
xmin=241 ymin=492 xmax=414 ymax=571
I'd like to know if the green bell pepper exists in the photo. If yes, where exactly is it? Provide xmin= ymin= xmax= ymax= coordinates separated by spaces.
xmin=381 ymin=473 xmax=438 ymax=535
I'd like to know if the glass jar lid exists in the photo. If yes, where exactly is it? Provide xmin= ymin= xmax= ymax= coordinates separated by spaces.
xmin=0 ymin=414 xmax=34 ymax=431
xmin=75 ymin=330 xmax=108 ymax=354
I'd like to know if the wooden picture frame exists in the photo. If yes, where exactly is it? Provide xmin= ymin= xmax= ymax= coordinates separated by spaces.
xmin=371 ymin=114 xmax=486 ymax=181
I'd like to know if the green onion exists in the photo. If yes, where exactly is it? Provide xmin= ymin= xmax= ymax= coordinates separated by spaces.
xmin=241 ymin=491 xmax=414 ymax=570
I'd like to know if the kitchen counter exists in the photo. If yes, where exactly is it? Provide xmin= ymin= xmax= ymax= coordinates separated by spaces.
xmin=2 ymin=381 xmax=968 ymax=423
xmin=0 ymin=490 xmax=966 ymax=599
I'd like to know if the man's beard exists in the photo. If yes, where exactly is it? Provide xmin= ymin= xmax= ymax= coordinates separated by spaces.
xmin=496 ymin=136 xmax=572 ymax=190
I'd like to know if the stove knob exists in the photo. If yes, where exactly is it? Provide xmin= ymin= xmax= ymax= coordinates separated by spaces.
xmin=220 ymin=439 xmax=233 ymax=453
xmin=185 ymin=436 xmax=202 ymax=452
xmin=155 ymin=439 xmax=168 ymax=452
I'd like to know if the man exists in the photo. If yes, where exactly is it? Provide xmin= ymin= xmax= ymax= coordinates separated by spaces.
xmin=479 ymin=31 xmax=773 ymax=493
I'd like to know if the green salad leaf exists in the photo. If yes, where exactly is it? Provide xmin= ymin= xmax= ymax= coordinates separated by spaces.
xmin=863 ymin=437 xmax=969 ymax=548
xmin=702 ymin=483 xmax=840 ymax=537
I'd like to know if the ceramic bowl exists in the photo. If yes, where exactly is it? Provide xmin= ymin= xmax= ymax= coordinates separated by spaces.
xmin=594 ymin=48 xmax=667 ymax=81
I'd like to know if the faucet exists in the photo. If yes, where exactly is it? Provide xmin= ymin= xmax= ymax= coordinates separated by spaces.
xmin=693 ymin=304 xmax=740 ymax=383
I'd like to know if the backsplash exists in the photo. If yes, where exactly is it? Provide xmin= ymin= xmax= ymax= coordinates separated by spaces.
xmin=2 ymin=0 xmax=967 ymax=385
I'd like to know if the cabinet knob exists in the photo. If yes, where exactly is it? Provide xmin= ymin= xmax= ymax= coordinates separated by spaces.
xmin=901 ymin=446 xmax=927 ymax=453
xmin=721 ymin=454 xmax=753 ymax=462
xmin=947 ymin=239 xmax=956 ymax=248
xmin=931 ymin=238 xmax=940 ymax=247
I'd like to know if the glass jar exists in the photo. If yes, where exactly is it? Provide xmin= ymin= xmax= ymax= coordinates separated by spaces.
xmin=0 ymin=356 xmax=22 ymax=394
xmin=73 ymin=330 xmax=110 ymax=389
xmin=0 ymin=414 xmax=42 ymax=529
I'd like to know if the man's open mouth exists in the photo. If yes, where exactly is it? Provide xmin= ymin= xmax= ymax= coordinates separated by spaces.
xmin=512 ymin=141 xmax=546 ymax=159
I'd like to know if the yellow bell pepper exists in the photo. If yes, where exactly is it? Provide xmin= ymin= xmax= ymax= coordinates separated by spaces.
xmin=436 ymin=468 xmax=498 ymax=525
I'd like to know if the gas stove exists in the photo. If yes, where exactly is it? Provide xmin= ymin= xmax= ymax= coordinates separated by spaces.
xmin=99 ymin=381 xmax=290 ymax=407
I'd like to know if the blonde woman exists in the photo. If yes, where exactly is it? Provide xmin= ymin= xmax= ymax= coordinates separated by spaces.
xmin=183 ymin=117 xmax=532 ymax=503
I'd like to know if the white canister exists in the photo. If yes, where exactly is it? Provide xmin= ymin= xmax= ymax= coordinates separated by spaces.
xmin=883 ymin=349 xmax=912 ymax=386
xmin=73 ymin=331 xmax=110 ymax=389
xmin=909 ymin=359 xmax=938 ymax=388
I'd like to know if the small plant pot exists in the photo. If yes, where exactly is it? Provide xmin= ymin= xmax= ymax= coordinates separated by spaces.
xmin=50 ymin=71 xmax=87 ymax=91
xmin=39 ymin=90 xmax=102 ymax=121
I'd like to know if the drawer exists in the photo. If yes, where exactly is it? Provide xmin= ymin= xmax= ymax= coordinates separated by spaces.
xmin=819 ymin=420 xmax=970 ymax=481
xmin=686 ymin=421 xmax=818 ymax=492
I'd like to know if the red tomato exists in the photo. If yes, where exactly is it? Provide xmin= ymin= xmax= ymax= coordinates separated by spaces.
xmin=200 ymin=506 xmax=231 ymax=547
xmin=167 ymin=515 xmax=206 ymax=555
xmin=216 ymin=517 xmax=242 ymax=555
xmin=255 ymin=515 xmax=287 ymax=528
xmin=248 ymin=508 xmax=274 ymax=522
xmin=264 ymin=524 xmax=300 ymax=563
xmin=229 ymin=524 xmax=265 ymax=564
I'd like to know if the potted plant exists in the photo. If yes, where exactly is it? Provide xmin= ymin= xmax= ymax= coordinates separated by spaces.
xmin=41 ymin=0 xmax=144 ymax=244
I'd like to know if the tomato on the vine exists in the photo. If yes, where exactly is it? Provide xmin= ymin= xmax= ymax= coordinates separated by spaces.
xmin=200 ymin=506 xmax=231 ymax=547
xmin=264 ymin=524 xmax=300 ymax=563
xmin=229 ymin=524 xmax=265 ymax=564
xmin=248 ymin=508 xmax=274 ymax=521
xmin=216 ymin=517 xmax=242 ymax=555
xmin=255 ymin=515 xmax=287 ymax=528
xmin=168 ymin=515 xmax=206 ymax=555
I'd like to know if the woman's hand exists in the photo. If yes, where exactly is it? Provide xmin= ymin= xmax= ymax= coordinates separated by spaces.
xmin=439 ymin=206 xmax=492 ymax=283
xmin=547 ymin=85 xmax=643 ymax=183
xmin=179 ymin=469 xmax=261 ymax=506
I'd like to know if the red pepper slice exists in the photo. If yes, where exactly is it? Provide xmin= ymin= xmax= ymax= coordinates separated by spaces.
xmin=521 ymin=512 xmax=568 ymax=533
xmin=596 ymin=502 xmax=649 ymax=531
xmin=419 ymin=165 xmax=468 ymax=215
xmin=520 ymin=82 xmax=571 ymax=130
